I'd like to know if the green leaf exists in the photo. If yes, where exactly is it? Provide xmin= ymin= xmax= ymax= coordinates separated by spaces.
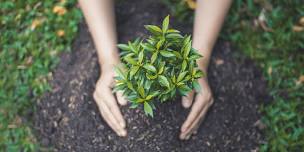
xmin=177 ymin=71 xmax=188 ymax=82
xmin=144 ymin=25 xmax=162 ymax=35
xmin=183 ymin=36 xmax=191 ymax=45
xmin=178 ymin=84 xmax=192 ymax=96
xmin=160 ymin=50 xmax=175 ymax=57
xmin=183 ymin=40 xmax=192 ymax=58
xmin=130 ymin=65 xmax=140 ymax=78
xmin=127 ymin=82 xmax=134 ymax=90
xmin=136 ymin=98 xmax=146 ymax=103
xmin=145 ymin=94 xmax=154 ymax=100
xmin=172 ymin=50 xmax=182 ymax=59
xmin=156 ymin=38 xmax=165 ymax=50
xmin=194 ymin=70 xmax=204 ymax=78
xmin=143 ymin=64 xmax=156 ymax=72
xmin=188 ymin=54 xmax=201 ymax=61
xmin=128 ymin=41 xmax=137 ymax=53
xmin=126 ymin=94 xmax=137 ymax=101
xmin=191 ymin=48 xmax=202 ymax=56
xmin=158 ymin=75 xmax=170 ymax=88
xmin=138 ymin=86 xmax=145 ymax=98
xmin=166 ymin=33 xmax=183 ymax=39
xmin=193 ymin=80 xmax=201 ymax=92
xmin=141 ymin=43 xmax=155 ymax=51
xmin=117 ymin=44 xmax=131 ymax=51
xmin=130 ymin=103 xmax=139 ymax=109
xmin=170 ymin=88 xmax=176 ymax=97
xmin=146 ymin=73 xmax=158 ymax=80
xmin=114 ymin=66 xmax=126 ymax=79
xmin=112 ymin=84 xmax=125 ymax=93
xmin=150 ymin=90 xmax=160 ymax=97
xmin=158 ymin=62 xmax=165 ymax=74
xmin=167 ymin=29 xmax=180 ymax=33
xmin=144 ymin=80 xmax=153 ymax=89
xmin=184 ymin=75 xmax=191 ymax=81
xmin=144 ymin=102 xmax=153 ymax=117
xmin=138 ymin=50 xmax=144 ymax=63
xmin=124 ymin=56 xmax=137 ymax=65
xmin=182 ymin=60 xmax=187 ymax=71
xmin=151 ymin=52 xmax=158 ymax=64
xmin=172 ymin=75 xmax=177 ymax=83
xmin=162 ymin=15 xmax=170 ymax=33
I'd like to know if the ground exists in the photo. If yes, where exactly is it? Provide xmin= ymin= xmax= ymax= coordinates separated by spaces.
xmin=34 ymin=0 xmax=269 ymax=151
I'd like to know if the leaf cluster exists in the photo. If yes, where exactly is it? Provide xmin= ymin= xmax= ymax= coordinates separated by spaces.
xmin=114 ymin=16 xmax=204 ymax=117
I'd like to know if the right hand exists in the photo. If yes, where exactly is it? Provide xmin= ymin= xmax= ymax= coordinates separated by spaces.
xmin=93 ymin=62 xmax=128 ymax=136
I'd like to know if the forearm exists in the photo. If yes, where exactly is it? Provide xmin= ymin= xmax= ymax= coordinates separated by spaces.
xmin=192 ymin=0 xmax=232 ymax=72
xmin=78 ymin=0 xmax=119 ymax=67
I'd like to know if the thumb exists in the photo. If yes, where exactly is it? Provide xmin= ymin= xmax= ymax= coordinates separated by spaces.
xmin=181 ymin=90 xmax=194 ymax=108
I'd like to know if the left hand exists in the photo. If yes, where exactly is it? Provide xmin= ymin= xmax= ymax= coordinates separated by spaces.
xmin=179 ymin=76 xmax=214 ymax=140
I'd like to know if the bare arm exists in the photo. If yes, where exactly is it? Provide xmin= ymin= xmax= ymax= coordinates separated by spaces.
xmin=180 ymin=0 xmax=232 ymax=140
xmin=193 ymin=0 xmax=232 ymax=71
xmin=79 ymin=0 xmax=127 ymax=137
xmin=79 ymin=0 xmax=119 ymax=65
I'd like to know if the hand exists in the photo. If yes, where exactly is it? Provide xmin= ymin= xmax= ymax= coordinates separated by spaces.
xmin=93 ymin=62 xmax=128 ymax=137
xmin=179 ymin=76 xmax=214 ymax=140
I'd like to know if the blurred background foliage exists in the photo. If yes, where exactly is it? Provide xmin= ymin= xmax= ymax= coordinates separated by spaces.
xmin=163 ymin=0 xmax=304 ymax=151
xmin=0 ymin=0 xmax=81 ymax=151
xmin=0 ymin=0 xmax=303 ymax=151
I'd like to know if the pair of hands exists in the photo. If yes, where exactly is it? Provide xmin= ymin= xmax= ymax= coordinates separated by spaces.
xmin=93 ymin=61 xmax=214 ymax=140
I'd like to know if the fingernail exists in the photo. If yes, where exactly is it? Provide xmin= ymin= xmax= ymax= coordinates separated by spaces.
xmin=120 ymin=130 xmax=127 ymax=137
xmin=182 ymin=99 xmax=191 ymax=108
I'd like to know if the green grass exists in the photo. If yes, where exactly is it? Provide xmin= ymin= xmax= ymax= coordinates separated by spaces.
xmin=225 ymin=1 xmax=304 ymax=151
xmin=0 ymin=0 xmax=82 ymax=151
xmin=164 ymin=0 xmax=304 ymax=151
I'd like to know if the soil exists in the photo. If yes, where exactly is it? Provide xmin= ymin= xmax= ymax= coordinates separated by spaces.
xmin=34 ymin=0 xmax=269 ymax=151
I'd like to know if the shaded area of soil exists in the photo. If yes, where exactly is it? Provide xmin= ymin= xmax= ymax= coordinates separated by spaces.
xmin=34 ymin=0 xmax=268 ymax=151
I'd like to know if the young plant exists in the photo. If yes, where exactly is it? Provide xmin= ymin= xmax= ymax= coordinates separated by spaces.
xmin=114 ymin=15 xmax=204 ymax=117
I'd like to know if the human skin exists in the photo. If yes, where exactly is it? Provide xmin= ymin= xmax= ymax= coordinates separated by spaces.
xmin=78 ymin=0 xmax=127 ymax=137
xmin=78 ymin=0 xmax=232 ymax=139
xmin=180 ymin=0 xmax=232 ymax=140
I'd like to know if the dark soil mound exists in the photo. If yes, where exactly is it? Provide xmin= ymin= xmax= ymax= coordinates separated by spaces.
xmin=34 ymin=0 xmax=268 ymax=151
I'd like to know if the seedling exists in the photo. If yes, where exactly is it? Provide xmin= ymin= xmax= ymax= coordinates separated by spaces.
xmin=114 ymin=15 xmax=204 ymax=117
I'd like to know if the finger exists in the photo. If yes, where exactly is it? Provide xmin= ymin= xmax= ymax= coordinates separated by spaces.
xmin=94 ymin=92 xmax=126 ymax=136
xmin=116 ymin=91 xmax=127 ymax=106
xmin=181 ymin=90 xmax=194 ymax=108
xmin=181 ymin=97 xmax=214 ymax=139
xmin=180 ymin=103 xmax=208 ymax=140
xmin=181 ymin=105 xmax=209 ymax=140
xmin=99 ymin=88 xmax=126 ymax=128
xmin=181 ymin=94 xmax=207 ymax=133
xmin=192 ymin=108 xmax=208 ymax=134
xmin=192 ymin=118 xmax=203 ymax=135
xmin=99 ymin=104 xmax=123 ymax=136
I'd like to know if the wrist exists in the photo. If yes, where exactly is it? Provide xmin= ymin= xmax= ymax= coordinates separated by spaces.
xmin=195 ymin=48 xmax=211 ymax=74
xmin=98 ymin=50 xmax=121 ymax=69
xmin=198 ymin=63 xmax=208 ymax=75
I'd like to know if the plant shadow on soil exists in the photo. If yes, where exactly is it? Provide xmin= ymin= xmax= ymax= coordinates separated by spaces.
xmin=34 ymin=0 xmax=269 ymax=151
